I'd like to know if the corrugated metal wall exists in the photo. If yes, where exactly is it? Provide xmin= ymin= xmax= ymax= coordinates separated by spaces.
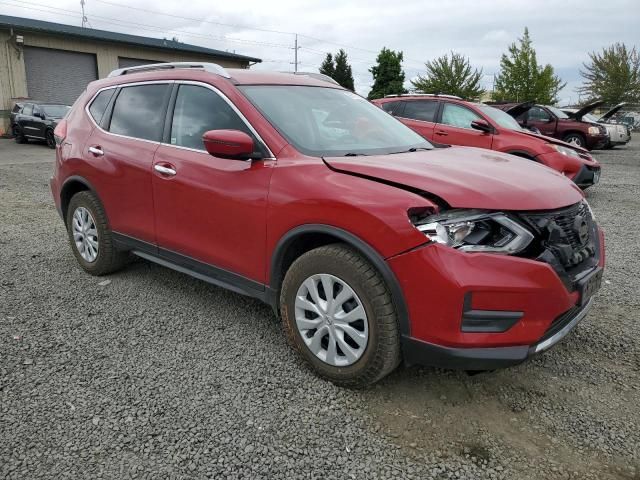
xmin=23 ymin=46 xmax=98 ymax=105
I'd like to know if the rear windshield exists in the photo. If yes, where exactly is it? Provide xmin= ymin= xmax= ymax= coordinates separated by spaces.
xmin=239 ymin=85 xmax=432 ymax=157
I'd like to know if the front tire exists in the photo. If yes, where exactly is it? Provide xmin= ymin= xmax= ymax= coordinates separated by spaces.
xmin=563 ymin=133 xmax=586 ymax=149
xmin=66 ymin=191 xmax=128 ymax=275
xmin=280 ymin=244 xmax=401 ymax=387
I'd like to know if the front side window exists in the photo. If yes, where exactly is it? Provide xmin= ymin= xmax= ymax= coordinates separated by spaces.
xmin=170 ymin=84 xmax=259 ymax=152
xmin=440 ymin=103 xmax=481 ymax=129
xmin=528 ymin=106 xmax=552 ymax=122
xmin=402 ymin=100 xmax=439 ymax=122
xmin=546 ymin=106 xmax=569 ymax=119
xmin=240 ymin=86 xmax=432 ymax=157
xmin=22 ymin=104 xmax=33 ymax=116
xmin=109 ymin=84 xmax=170 ymax=141
xmin=89 ymin=90 xmax=116 ymax=125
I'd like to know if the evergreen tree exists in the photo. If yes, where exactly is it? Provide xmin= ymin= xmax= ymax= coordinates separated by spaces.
xmin=411 ymin=52 xmax=484 ymax=100
xmin=579 ymin=43 xmax=640 ymax=104
xmin=332 ymin=49 xmax=355 ymax=91
xmin=493 ymin=27 xmax=565 ymax=104
xmin=367 ymin=48 xmax=407 ymax=99
xmin=319 ymin=53 xmax=335 ymax=78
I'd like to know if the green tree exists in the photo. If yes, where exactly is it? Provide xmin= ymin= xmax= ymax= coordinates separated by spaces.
xmin=319 ymin=53 xmax=335 ymax=78
xmin=332 ymin=49 xmax=355 ymax=91
xmin=411 ymin=52 xmax=484 ymax=99
xmin=579 ymin=43 xmax=640 ymax=104
xmin=493 ymin=27 xmax=565 ymax=104
xmin=367 ymin=47 xmax=407 ymax=99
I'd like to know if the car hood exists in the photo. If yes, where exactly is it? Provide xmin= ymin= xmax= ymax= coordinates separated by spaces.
xmin=323 ymin=147 xmax=583 ymax=211
xmin=566 ymin=100 xmax=605 ymax=120
xmin=504 ymin=101 xmax=535 ymax=117
xmin=515 ymin=129 xmax=590 ymax=154
xmin=599 ymin=102 xmax=627 ymax=122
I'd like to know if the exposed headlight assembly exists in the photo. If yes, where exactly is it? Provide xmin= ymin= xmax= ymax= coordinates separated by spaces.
xmin=412 ymin=210 xmax=534 ymax=254
xmin=553 ymin=144 xmax=581 ymax=158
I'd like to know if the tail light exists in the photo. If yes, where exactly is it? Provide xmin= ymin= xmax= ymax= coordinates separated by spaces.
xmin=53 ymin=119 xmax=67 ymax=145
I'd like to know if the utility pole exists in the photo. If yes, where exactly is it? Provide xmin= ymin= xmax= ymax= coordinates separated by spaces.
xmin=291 ymin=34 xmax=300 ymax=73
xmin=80 ymin=0 xmax=87 ymax=28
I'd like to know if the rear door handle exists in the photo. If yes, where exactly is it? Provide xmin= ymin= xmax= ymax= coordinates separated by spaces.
xmin=435 ymin=130 xmax=449 ymax=136
xmin=154 ymin=164 xmax=176 ymax=176
xmin=88 ymin=146 xmax=104 ymax=156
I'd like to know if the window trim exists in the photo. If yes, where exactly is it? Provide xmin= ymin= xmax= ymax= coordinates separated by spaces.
xmin=84 ymin=80 xmax=274 ymax=158
xmin=438 ymin=101 xmax=486 ymax=131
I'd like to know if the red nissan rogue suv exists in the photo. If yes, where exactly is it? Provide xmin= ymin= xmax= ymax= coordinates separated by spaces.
xmin=372 ymin=95 xmax=601 ymax=189
xmin=51 ymin=63 xmax=604 ymax=387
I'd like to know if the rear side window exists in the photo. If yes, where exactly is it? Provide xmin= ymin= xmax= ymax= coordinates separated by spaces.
xmin=403 ymin=100 xmax=439 ymax=122
xmin=381 ymin=101 xmax=403 ymax=115
xmin=22 ymin=104 xmax=33 ymax=116
xmin=440 ymin=103 xmax=481 ymax=129
xmin=109 ymin=84 xmax=170 ymax=141
xmin=88 ymin=89 xmax=115 ymax=125
xmin=170 ymin=84 xmax=260 ymax=152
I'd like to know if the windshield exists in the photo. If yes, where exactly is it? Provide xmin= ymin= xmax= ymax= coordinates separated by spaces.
xmin=477 ymin=105 xmax=524 ymax=131
xmin=239 ymin=85 xmax=432 ymax=156
xmin=42 ymin=105 xmax=70 ymax=117
xmin=546 ymin=106 xmax=569 ymax=119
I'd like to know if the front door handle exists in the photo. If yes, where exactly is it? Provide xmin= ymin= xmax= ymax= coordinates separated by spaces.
xmin=435 ymin=130 xmax=449 ymax=136
xmin=88 ymin=146 xmax=104 ymax=156
xmin=154 ymin=164 xmax=176 ymax=176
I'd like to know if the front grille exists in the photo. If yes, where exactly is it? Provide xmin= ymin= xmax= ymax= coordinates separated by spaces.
xmin=518 ymin=202 xmax=598 ymax=290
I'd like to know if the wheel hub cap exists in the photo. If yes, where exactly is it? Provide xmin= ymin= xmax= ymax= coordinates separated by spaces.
xmin=294 ymin=273 xmax=369 ymax=367
xmin=72 ymin=207 xmax=99 ymax=262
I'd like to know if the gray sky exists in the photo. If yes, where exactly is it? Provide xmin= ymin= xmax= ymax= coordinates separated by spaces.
xmin=2 ymin=0 xmax=638 ymax=104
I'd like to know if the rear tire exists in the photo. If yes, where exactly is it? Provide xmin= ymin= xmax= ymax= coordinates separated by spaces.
xmin=66 ymin=191 xmax=128 ymax=276
xmin=280 ymin=244 xmax=401 ymax=387
xmin=14 ymin=127 xmax=27 ymax=144
xmin=563 ymin=133 xmax=586 ymax=149
xmin=45 ymin=129 xmax=56 ymax=149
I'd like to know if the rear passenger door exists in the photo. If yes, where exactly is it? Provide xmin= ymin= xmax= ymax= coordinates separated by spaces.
xmin=151 ymin=83 xmax=274 ymax=284
xmin=84 ymin=83 xmax=172 ymax=244
xmin=435 ymin=102 xmax=493 ymax=149
xmin=397 ymin=100 xmax=439 ymax=140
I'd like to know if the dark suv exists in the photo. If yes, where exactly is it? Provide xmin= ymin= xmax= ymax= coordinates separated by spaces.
xmin=51 ymin=62 xmax=604 ymax=386
xmin=13 ymin=102 xmax=70 ymax=148
xmin=493 ymin=102 xmax=608 ymax=150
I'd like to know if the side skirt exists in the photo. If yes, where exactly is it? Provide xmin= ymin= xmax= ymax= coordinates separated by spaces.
xmin=112 ymin=232 xmax=270 ymax=304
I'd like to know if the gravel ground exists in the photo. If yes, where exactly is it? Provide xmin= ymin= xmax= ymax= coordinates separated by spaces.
xmin=1 ymin=138 xmax=638 ymax=479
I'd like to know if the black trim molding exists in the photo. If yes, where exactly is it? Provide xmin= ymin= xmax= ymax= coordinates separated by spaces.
xmin=461 ymin=292 xmax=523 ymax=333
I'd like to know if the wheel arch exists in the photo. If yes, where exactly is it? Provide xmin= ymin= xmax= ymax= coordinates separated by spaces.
xmin=269 ymin=224 xmax=411 ymax=336
xmin=60 ymin=176 xmax=100 ymax=225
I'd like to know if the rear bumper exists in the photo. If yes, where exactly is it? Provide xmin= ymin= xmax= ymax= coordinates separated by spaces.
xmin=401 ymin=298 xmax=593 ymax=370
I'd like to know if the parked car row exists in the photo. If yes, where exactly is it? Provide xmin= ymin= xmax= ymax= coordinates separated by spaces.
xmin=50 ymin=62 xmax=604 ymax=386
xmin=372 ymin=94 xmax=601 ymax=189
xmin=10 ymin=101 xmax=70 ymax=148
xmin=561 ymin=102 xmax=631 ymax=149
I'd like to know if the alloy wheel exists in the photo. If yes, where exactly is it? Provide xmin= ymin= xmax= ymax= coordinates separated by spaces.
xmin=72 ymin=207 xmax=99 ymax=262
xmin=294 ymin=273 xmax=369 ymax=367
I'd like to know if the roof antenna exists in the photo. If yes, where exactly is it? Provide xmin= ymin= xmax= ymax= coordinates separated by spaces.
xmin=80 ymin=0 xmax=87 ymax=28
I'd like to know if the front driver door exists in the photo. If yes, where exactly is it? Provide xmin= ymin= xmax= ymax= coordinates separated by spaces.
xmin=152 ymin=83 xmax=274 ymax=284
xmin=435 ymin=102 xmax=493 ymax=149
xmin=524 ymin=106 xmax=557 ymax=136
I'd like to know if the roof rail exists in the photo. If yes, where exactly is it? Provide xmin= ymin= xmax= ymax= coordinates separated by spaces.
xmin=384 ymin=93 xmax=462 ymax=99
xmin=107 ymin=62 xmax=231 ymax=78
xmin=293 ymin=72 xmax=340 ymax=86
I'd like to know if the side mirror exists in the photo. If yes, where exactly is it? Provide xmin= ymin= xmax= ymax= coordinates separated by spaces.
xmin=202 ymin=129 xmax=256 ymax=160
xmin=470 ymin=119 xmax=492 ymax=133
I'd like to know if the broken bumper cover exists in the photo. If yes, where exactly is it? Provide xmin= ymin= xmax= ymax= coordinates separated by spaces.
xmin=402 ymin=298 xmax=593 ymax=370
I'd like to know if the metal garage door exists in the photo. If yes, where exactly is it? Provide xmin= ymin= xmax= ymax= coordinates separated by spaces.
xmin=23 ymin=46 xmax=98 ymax=105
xmin=118 ymin=57 xmax=163 ymax=69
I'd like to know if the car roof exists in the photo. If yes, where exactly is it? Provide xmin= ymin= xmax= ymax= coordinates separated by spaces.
xmin=92 ymin=66 xmax=344 ymax=90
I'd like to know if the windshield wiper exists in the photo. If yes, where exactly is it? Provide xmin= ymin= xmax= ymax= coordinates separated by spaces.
xmin=343 ymin=152 xmax=368 ymax=156
xmin=390 ymin=147 xmax=433 ymax=154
